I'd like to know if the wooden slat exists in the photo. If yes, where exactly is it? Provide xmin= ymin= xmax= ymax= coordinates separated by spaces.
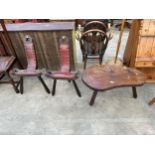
xmin=148 ymin=20 xmax=155 ymax=35
xmin=123 ymin=20 xmax=141 ymax=67
xmin=135 ymin=61 xmax=155 ymax=68
xmin=0 ymin=22 xmax=75 ymax=32
xmin=136 ymin=20 xmax=151 ymax=59
xmin=136 ymin=37 xmax=154 ymax=59
xmin=136 ymin=20 xmax=155 ymax=64
xmin=140 ymin=20 xmax=151 ymax=35
xmin=137 ymin=68 xmax=155 ymax=82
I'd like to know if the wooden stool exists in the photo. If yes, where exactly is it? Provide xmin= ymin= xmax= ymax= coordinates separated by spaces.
xmin=82 ymin=64 xmax=146 ymax=106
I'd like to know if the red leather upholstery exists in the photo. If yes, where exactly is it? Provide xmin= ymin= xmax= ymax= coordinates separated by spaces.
xmin=48 ymin=36 xmax=78 ymax=79
xmin=60 ymin=44 xmax=70 ymax=72
xmin=13 ymin=35 xmax=38 ymax=76
xmin=23 ymin=37 xmax=37 ymax=71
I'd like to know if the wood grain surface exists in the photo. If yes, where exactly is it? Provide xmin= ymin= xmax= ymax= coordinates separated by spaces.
xmin=82 ymin=65 xmax=146 ymax=91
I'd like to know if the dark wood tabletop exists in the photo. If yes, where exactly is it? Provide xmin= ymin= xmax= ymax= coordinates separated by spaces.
xmin=82 ymin=64 xmax=146 ymax=91
xmin=82 ymin=64 xmax=146 ymax=106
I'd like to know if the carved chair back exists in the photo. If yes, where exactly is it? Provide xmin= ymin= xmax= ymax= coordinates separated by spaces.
xmin=59 ymin=36 xmax=70 ymax=72
xmin=83 ymin=21 xmax=107 ymax=32
xmin=23 ymin=35 xmax=37 ymax=71
xmin=80 ymin=29 xmax=109 ymax=58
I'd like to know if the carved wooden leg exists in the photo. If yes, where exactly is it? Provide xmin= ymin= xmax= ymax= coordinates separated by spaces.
xmin=148 ymin=97 xmax=155 ymax=106
xmin=89 ymin=91 xmax=98 ymax=106
xmin=52 ymin=79 xmax=57 ymax=96
xmin=20 ymin=76 xmax=24 ymax=94
xmin=132 ymin=86 xmax=137 ymax=98
xmin=38 ymin=76 xmax=50 ymax=94
xmin=72 ymin=80 xmax=81 ymax=97
xmin=16 ymin=79 xmax=21 ymax=88
xmin=6 ymin=72 xmax=19 ymax=93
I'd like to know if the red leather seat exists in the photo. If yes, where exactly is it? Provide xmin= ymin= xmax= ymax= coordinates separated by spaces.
xmin=13 ymin=69 xmax=41 ymax=76
xmin=46 ymin=71 xmax=78 ymax=80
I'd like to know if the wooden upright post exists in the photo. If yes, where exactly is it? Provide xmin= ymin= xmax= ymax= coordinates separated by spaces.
xmin=114 ymin=19 xmax=126 ymax=64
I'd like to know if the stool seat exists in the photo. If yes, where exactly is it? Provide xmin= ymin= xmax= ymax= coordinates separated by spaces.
xmin=46 ymin=71 xmax=78 ymax=80
xmin=82 ymin=64 xmax=146 ymax=105
xmin=13 ymin=69 xmax=42 ymax=76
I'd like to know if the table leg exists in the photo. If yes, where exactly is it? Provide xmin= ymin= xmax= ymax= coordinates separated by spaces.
xmin=52 ymin=79 xmax=57 ymax=96
xmin=72 ymin=80 xmax=82 ymax=97
xmin=20 ymin=76 xmax=24 ymax=94
xmin=132 ymin=86 xmax=137 ymax=98
xmin=38 ymin=75 xmax=50 ymax=94
xmin=89 ymin=91 xmax=98 ymax=106
xmin=6 ymin=72 xmax=19 ymax=93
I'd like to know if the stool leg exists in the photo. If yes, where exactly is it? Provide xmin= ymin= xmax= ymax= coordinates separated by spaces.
xmin=6 ymin=72 xmax=19 ymax=93
xmin=16 ymin=79 xmax=21 ymax=88
xmin=72 ymin=80 xmax=81 ymax=97
xmin=132 ymin=87 xmax=137 ymax=98
xmin=20 ymin=76 xmax=24 ymax=94
xmin=52 ymin=79 xmax=57 ymax=96
xmin=38 ymin=76 xmax=50 ymax=94
xmin=89 ymin=91 xmax=98 ymax=106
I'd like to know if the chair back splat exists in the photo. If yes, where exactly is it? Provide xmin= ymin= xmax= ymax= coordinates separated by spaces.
xmin=12 ymin=35 xmax=50 ymax=94
xmin=59 ymin=36 xmax=70 ymax=72
xmin=23 ymin=35 xmax=37 ymax=71
xmin=45 ymin=35 xmax=81 ymax=97
xmin=80 ymin=29 xmax=109 ymax=68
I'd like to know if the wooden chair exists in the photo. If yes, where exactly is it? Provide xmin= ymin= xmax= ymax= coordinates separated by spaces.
xmin=80 ymin=29 xmax=109 ymax=69
xmin=12 ymin=35 xmax=50 ymax=94
xmin=46 ymin=36 xmax=81 ymax=97
xmin=0 ymin=20 xmax=19 ymax=93
xmin=0 ymin=56 xmax=19 ymax=93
